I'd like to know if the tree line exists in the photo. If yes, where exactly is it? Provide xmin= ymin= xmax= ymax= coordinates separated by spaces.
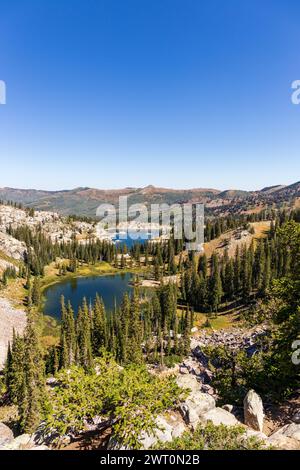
xmin=182 ymin=217 xmax=295 ymax=315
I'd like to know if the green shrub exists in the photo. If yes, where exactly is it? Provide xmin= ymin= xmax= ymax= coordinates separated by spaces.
xmin=45 ymin=353 xmax=186 ymax=448
xmin=154 ymin=422 xmax=267 ymax=450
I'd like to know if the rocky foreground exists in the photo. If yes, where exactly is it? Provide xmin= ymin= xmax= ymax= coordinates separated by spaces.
xmin=1 ymin=323 xmax=300 ymax=450
xmin=2 ymin=326 xmax=299 ymax=451
xmin=127 ymin=330 xmax=300 ymax=451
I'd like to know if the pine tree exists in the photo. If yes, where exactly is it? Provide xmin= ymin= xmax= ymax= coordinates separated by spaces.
xmin=32 ymin=276 xmax=41 ymax=307
xmin=19 ymin=311 xmax=46 ymax=433
xmin=183 ymin=308 xmax=191 ymax=355
xmin=209 ymin=254 xmax=223 ymax=313
xmin=233 ymin=246 xmax=241 ymax=296
xmin=25 ymin=269 xmax=31 ymax=290
xmin=5 ymin=330 xmax=25 ymax=403
xmin=60 ymin=296 xmax=77 ymax=367
xmin=91 ymin=294 xmax=107 ymax=354
xmin=76 ymin=298 xmax=93 ymax=370
xmin=198 ymin=273 xmax=208 ymax=311
xmin=224 ymin=258 xmax=234 ymax=300
xmin=119 ymin=293 xmax=131 ymax=363
xmin=198 ymin=254 xmax=208 ymax=278
xmin=168 ymin=240 xmax=177 ymax=274
xmin=261 ymin=247 xmax=271 ymax=295
xmin=120 ymin=254 xmax=126 ymax=269
xmin=5 ymin=342 xmax=13 ymax=390
xmin=127 ymin=290 xmax=143 ymax=364
xmin=241 ymin=246 xmax=252 ymax=301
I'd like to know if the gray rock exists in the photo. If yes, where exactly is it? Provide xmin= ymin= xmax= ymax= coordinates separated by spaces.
xmin=140 ymin=416 xmax=173 ymax=449
xmin=191 ymin=326 xmax=268 ymax=357
xmin=182 ymin=357 xmax=202 ymax=375
xmin=201 ymin=407 xmax=239 ymax=427
xmin=111 ymin=413 xmax=187 ymax=450
xmin=243 ymin=389 xmax=264 ymax=432
xmin=46 ymin=377 xmax=59 ymax=386
xmin=3 ymin=433 xmax=32 ymax=450
xmin=171 ymin=420 xmax=186 ymax=439
xmin=31 ymin=445 xmax=50 ymax=450
xmin=270 ymin=423 xmax=300 ymax=442
xmin=0 ymin=423 xmax=13 ymax=445
xmin=268 ymin=435 xmax=300 ymax=450
xmin=0 ymin=232 xmax=26 ymax=261
xmin=243 ymin=429 xmax=269 ymax=446
xmin=140 ymin=414 xmax=186 ymax=449
xmin=176 ymin=374 xmax=200 ymax=393
xmin=180 ymin=391 xmax=216 ymax=429
xmin=268 ymin=423 xmax=300 ymax=450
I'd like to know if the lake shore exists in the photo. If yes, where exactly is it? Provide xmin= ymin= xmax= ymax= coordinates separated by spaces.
xmin=42 ymin=269 xmax=136 ymax=319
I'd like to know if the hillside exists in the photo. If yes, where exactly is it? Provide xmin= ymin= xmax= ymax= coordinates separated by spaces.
xmin=0 ymin=181 xmax=299 ymax=217
xmin=203 ymin=221 xmax=271 ymax=260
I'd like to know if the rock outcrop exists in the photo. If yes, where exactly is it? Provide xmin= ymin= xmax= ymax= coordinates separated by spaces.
xmin=0 ymin=431 xmax=50 ymax=450
xmin=139 ymin=413 xmax=187 ymax=449
xmin=200 ymin=407 xmax=239 ymax=427
xmin=268 ymin=424 xmax=300 ymax=450
xmin=191 ymin=326 xmax=268 ymax=358
xmin=0 ymin=423 xmax=14 ymax=445
xmin=0 ymin=298 xmax=26 ymax=369
xmin=108 ymin=412 xmax=187 ymax=450
xmin=243 ymin=389 xmax=264 ymax=432
xmin=0 ymin=232 xmax=26 ymax=261
xmin=175 ymin=373 xmax=216 ymax=429
xmin=243 ymin=429 xmax=269 ymax=445
xmin=180 ymin=392 xmax=215 ymax=429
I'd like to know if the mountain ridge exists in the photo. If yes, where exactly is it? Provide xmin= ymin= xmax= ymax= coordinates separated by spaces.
xmin=0 ymin=181 xmax=299 ymax=217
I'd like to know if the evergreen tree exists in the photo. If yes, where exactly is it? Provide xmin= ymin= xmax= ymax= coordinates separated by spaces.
xmin=127 ymin=290 xmax=143 ymax=364
xmin=32 ymin=276 xmax=41 ymax=307
xmin=19 ymin=311 xmax=46 ymax=433
xmin=198 ymin=253 xmax=208 ymax=278
xmin=76 ymin=298 xmax=93 ymax=370
xmin=209 ymin=254 xmax=223 ymax=312
xmin=5 ymin=330 xmax=25 ymax=404
xmin=91 ymin=294 xmax=107 ymax=354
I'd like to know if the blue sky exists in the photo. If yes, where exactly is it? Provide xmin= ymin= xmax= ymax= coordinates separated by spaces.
xmin=0 ymin=0 xmax=299 ymax=190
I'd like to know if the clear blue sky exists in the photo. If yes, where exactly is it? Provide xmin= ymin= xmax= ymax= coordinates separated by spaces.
xmin=0 ymin=0 xmax=299 ymax=190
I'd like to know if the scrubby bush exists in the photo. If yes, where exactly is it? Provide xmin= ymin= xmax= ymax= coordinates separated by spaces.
xmin=154 ymin=422 xmax=267 ymax=450
xmin=45 ymin=353 xmax=186 ymax=449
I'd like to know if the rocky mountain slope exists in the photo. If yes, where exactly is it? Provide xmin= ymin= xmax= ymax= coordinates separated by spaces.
xmin=0 ymin=204 xmax=100 ymax=252
xmin=0 ymin=298 xmax=26 ymax=368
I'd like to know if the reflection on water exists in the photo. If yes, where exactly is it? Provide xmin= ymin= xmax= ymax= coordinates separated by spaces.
xmin=43 ymin=272 xmax=133 ymax=320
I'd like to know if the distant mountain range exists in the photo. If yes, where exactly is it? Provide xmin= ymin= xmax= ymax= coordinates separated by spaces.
xmin=0 ymin=182 xmax=299 ymax=217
